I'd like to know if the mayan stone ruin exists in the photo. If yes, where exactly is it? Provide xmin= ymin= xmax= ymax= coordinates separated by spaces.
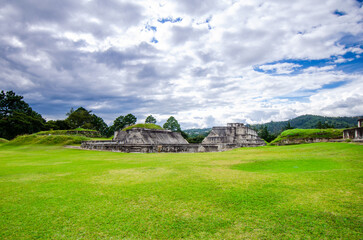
xmin=202 ymin=123 xmax=266 ymax=150
xmin=81 ymin=123 xmax=266 ymax=153
xmin=343 ymin=118 xmax=363 ymax=142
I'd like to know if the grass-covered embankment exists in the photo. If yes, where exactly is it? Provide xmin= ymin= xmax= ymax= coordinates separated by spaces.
xmin=5 ymin=134 xmax=90 ymax=146
xmin=36 ymin=128 xmax=101 ymax=137
xmin=0 ymin=142 xmax=362 ymax=239
xmin=122 ymin=123 xmax=164 ymax=131
xmin=270 ymin=128 xmax=344 ymax=145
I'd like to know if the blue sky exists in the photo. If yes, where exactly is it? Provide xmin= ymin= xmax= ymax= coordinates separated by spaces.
xmin=0 ymin=0 xmax=362 ymax=128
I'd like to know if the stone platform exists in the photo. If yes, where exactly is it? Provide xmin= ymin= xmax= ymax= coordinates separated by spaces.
xmin=81 ymin=141 xmax=219 ymax=153
xmin=81 ymin=123 xmax=265 ymax=153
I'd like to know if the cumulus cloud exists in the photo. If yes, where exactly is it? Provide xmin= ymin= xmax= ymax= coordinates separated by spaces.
xmin=0 ymin=0 xmax=362 ymax=128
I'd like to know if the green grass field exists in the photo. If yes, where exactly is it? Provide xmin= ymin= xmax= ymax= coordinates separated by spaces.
xmin=0 ymin=142 xmax=362 ymax=239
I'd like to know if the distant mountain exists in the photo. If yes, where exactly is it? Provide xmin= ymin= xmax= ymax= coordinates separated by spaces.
xmin=183 ymin=128 xmax=211 ymax=137
xmin=249 ymin=115 xmax=362 ymax=134
xmin=183 ymin=115 xmax=362 ymax=136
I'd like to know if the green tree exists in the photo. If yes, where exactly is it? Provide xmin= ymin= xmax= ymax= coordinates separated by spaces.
xmin=64 ymin=107 xmax=110 ymax=136
xmin=316 ymin=121 xmax=324 ymax=129
xmin=163 ymin=116 xmax=181 ymax=132
xmin=44 ymin=120 xmax=71 ymax=130
xmin=187 ymin=135 xmax=206 ymax=143
xmin=91 ymin=115 xmax=109 ymax=136
xmin=284 ymin=121 xmax=294 ymax=130
xmin=257 ymin=125 xmax=277 ymax=143
xmin=258 ymin=125 xmax=269 ymax=141
xmin=112 ymin=115 xmax=125 ymax=131
xmin=0 ymin=90 xmax=45 ymax=139
xmin=111 ymin=113 xmax=137 ymax=131
xmin=65 ymin=107 xmax=93 ymax=129
xmin=145 ymin=115 xmax=157 ymax=124
xmin=123 ymin=114 xmax=137 ymax=127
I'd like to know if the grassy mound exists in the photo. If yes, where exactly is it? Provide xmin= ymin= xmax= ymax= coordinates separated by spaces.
xmin=36 ymin=129 xmax=101 ymax=137
xmin=270 ymin=128 xmax=344 ymax=145
xmin=0 ymin=138 xmax=9 ymax=143
xmin=122 ymin=123 xmax=164 ymax=131
xmin=7 ymin=134 xmax=90 ymax=146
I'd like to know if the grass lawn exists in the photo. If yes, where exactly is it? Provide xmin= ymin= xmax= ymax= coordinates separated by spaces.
xmin=0 ymin=143 xmax=362 ymax=239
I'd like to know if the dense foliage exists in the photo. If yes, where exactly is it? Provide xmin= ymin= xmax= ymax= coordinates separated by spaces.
xmin=145 ymin=115 xmax=157 ymax=124
xmin=64 ymin=107 xmax=109 ymax=136
xmin=163 ymin=116 xmax=181 ymax=132
xmin=0 ymin=90 xmax=46 ymax=140
xmin=251 ymin=114 xmax=360 ymax=134
xmin=110 ymin=113 xmax=137 ymax=132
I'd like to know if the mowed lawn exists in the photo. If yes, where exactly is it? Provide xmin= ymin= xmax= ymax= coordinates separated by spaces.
xmin=0 ymin=143 xmax=362 ymax=239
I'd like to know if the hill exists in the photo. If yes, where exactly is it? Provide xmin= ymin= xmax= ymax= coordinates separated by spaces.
xmin=270 ymin=129 xmax=344 ymax=145
xmin=250 ymin=115 xmax=361 ymax=134
xmin=37 ymin=128 xmax=101 ymax=137
xmin=183 ymin=128 xmax=211 ymax=137
xmin=183 ymin=115 xmax=360 ymax=137
xmin=6 ymin=134 xmax=90 ymax=146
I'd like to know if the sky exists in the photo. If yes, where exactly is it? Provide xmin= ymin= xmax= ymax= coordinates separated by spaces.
xmin=0 ymin=0 xmax=362 ymax=129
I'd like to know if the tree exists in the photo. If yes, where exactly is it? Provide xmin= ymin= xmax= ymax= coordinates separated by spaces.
xmin=316 ymin=120 xmax=324 ymax=129
xmin=187 ymin=135 xmax=206 ymax=143
xmin=91 ymin=114 xmax=109 ymax=136
xmin=163 ymin=116 xmax=181 ymax=132
xmin=1 ymin=90 xmax=33 ymax=117
xmin=65 ymin=107 xmax=93 ymax=129
xmin=111 ymin=113 xmax=137 ymax=131
xmin=258 ymin=125 xmax=270 ymax=142
xmin=284 ymin=121 xmax=294 ymax=130
xmin=63 ymin=107 xmax=111 ymax=136
xmin=112 ymin=115 xmax=125 ymax=131
xmin=0 ymin=90 xmax=45 ymax=139
xmin=44 ymin=120 xmax=71 ymax=130
xmin=257 ymin=125 xmax=278 ymax=143
xmin=145 ymin=115 xmax=157 ymax=124
xmin=123 ymin=114 xmax=137 ymax=127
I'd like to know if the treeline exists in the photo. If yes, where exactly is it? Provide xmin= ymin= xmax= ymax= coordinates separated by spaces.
xmin=0 ymin=90 xmax=198 ymax=142
xmin=2 ymin=90 xmax=360 ymax=142
xmin=250 ymin=115 xmax=360 ymax=135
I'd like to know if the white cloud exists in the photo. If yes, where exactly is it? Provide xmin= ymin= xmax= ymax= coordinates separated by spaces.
xmin=0 ymin=0 xmax=362 ymax=128
xmin=259 ymin=63 xmax=302 ymax=74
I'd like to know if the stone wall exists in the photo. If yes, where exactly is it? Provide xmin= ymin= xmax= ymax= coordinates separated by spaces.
xmin=80 ymin=124 xmax=265 ymax=153
xmin=202 ymin=123 xmax=265 ymax=147
xmin=81 ymin=141 xmax=219 ymax=153
xmin=272 ymin=138 xmax=345 ymax=146
xmin=343 ymin=127 xmax=363 ymax=140
xmin=113 ymin=128 xmax=188 ymax=144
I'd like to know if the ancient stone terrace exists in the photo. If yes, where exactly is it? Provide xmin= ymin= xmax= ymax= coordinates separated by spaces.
xmin=202 ymin=123 xmax=265 ymax=150
xmin=343 ymin=118 xmax=363 ymax=142
xmin=81 ymin=123 xmax=265 ymax=153
xmin=113 ymin=128 xmax=188 ymax=144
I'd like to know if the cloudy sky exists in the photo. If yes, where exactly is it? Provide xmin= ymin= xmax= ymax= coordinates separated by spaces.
xmin=1 ymin=0 xmax=362 ymax=128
